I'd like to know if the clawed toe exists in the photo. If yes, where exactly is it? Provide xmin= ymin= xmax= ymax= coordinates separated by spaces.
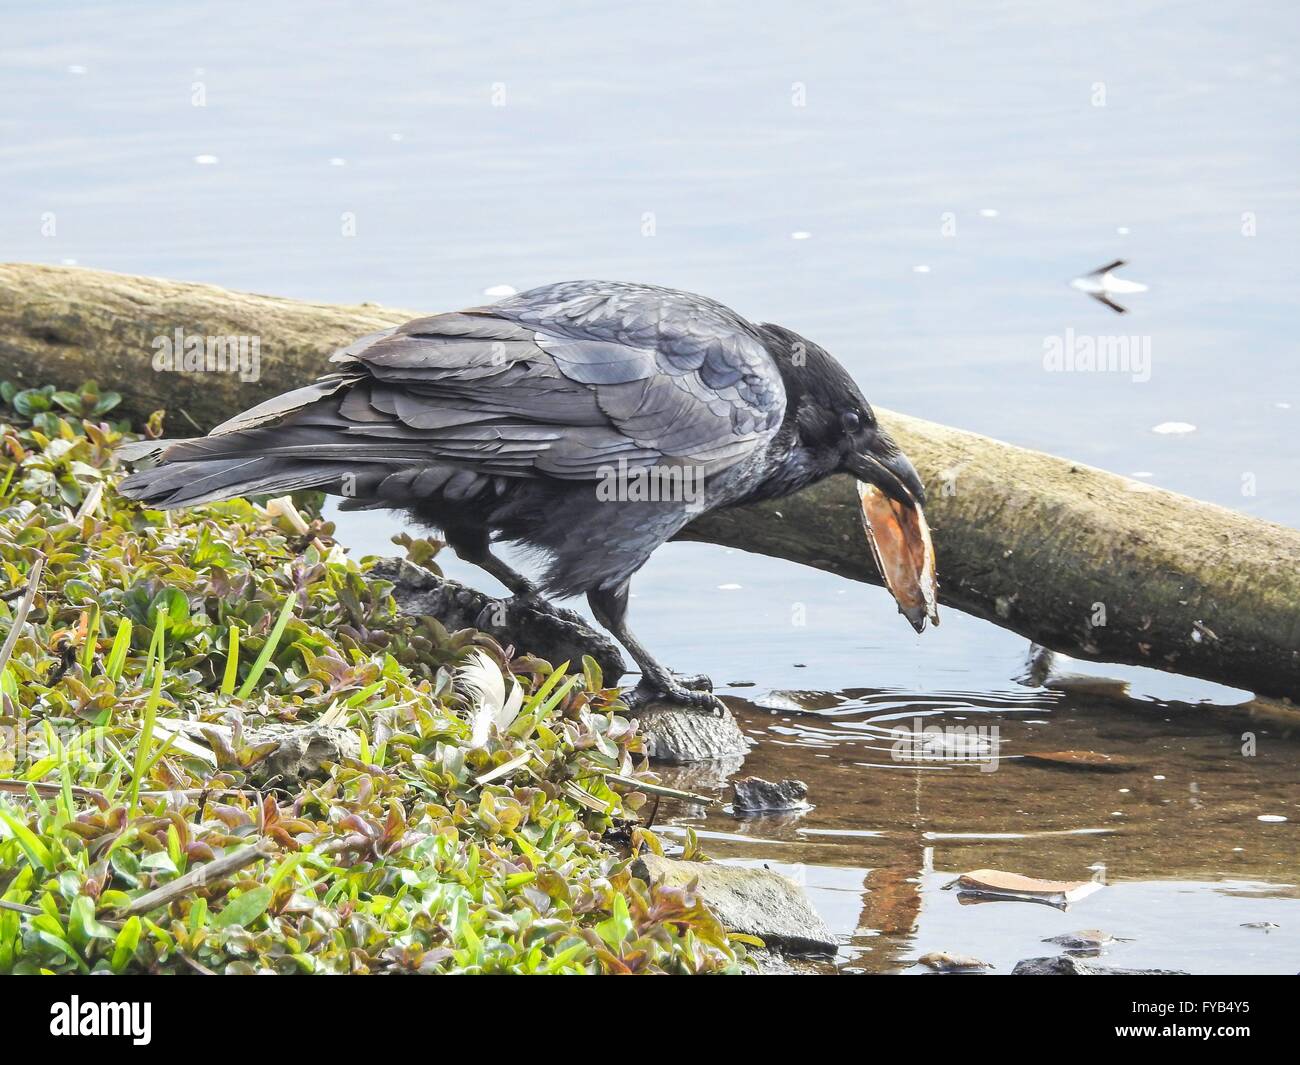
xmin=504 ymin=593 xmax=587 ymax=627
xmin=620 ymin=678 xmax=727 ymax=717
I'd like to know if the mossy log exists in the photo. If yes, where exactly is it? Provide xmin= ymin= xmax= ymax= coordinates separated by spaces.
xmin=2 ymin=262 xmax=1298 ymax=701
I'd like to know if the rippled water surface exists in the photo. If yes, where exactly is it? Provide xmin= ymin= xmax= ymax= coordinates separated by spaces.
xmin=2 ymin=0 xmax=1297 ymax=972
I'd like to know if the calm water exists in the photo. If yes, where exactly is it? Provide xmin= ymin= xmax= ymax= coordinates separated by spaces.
xmin=2 ymin=1 xmax=1297 ymax=972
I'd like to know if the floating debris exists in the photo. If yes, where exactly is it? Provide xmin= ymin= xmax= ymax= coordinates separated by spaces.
xmin=1152 ymin=421 xmax=1196 ymax=434
xmin=193 ymin=154 xmax=220 ymax=165
xmin=918 ymin=952 xmax=993 ymax=973
xmin=948 ymin=869 xmax=1103 ymax=909
xmin=1043 ymin=929 xmax=1131 ymax=952
xmin=732 ymin=776 xmax=810 ymax=815
xmin=1070 ymin=259 xmax=1147 ymax=314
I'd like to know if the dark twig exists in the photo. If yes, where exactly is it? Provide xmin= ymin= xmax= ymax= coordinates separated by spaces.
xmin=0 ymin=556 xmax=44 ymax=677
xmin=117 ymin=840 xmax=274 ymax=918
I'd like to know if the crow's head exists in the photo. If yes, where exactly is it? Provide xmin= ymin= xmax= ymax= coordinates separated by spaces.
xmin=759 ymin=323 xmax=925 ymax=507
xmin=758 ymin=323 xmax=938 ymax=633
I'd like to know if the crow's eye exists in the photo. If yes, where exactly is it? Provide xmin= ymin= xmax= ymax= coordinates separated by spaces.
xmin=840 ymin=411 xmax=861 ymax=434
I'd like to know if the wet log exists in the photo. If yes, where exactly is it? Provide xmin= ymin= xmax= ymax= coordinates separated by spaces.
xmin=2 ymin=262 xmax=1298 ymax=700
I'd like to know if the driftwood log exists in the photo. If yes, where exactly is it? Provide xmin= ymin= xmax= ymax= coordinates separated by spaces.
xmin=2 ymin=263 xmax=1298 ymax=701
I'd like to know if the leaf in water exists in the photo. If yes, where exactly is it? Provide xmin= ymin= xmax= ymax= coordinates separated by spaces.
xmin=918 ymin=951 xmax=994 ymax=972
xmin=949 ymin=868 xmax=1103 ymax=908
xmin=1021 ymin=750 xmax=1138 ymax=773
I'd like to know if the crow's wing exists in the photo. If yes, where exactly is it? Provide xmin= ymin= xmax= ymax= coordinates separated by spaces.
xmin=210 ymin=281 xmax=787 ymax=480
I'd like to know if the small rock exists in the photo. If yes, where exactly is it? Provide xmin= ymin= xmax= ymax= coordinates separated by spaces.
xmin=732 ymin=776 xmax=809 ymax=814
xmin=634 ymin=703 xmax=750 ymax=764
xmin=246 ymin=723 xmax=360 ymax=787
xmin=1012 ymin=956 xmax=1188 ymax=976
xmin=918 ymin=951 xmax=994 ymax=972
xmin=633 ymin=852 xmax=836 ymax=956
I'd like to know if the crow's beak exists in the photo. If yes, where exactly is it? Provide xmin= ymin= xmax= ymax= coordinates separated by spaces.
xmin=843 ymin=445 xmax=927 ymax=507
xmin=844 ymin=443 xmax=940 ymax=633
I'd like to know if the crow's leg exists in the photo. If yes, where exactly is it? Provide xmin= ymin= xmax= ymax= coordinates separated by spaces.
xmin=473 ymin=548 xmax=538 ymax=599
xmin=587 ymin=582 xmax=726 ymax=716
xmin=449 ymin=533 xmax=585 ymax=624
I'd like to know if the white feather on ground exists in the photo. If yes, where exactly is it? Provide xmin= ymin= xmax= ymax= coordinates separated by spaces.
xmin=457 ymin=649 xmax=524 ymax=747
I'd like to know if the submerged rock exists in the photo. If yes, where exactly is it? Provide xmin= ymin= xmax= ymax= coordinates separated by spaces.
xmin=732 ymin=776 xmax=810 ymax=814
xmin=634 ymin=852 xmax=836 ymax=957
xmin=1013 ymin=955 xmax=1188 ymax=976
xmin=744 ymin=948 xmax=836 ymax=975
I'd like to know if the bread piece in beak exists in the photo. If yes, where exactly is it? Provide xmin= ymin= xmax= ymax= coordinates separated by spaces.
xmin=857 ymin=481 xmax=940 ymax=633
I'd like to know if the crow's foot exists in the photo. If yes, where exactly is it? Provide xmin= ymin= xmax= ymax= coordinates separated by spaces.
xmin=620 ymin=676 xmax=727 ymax=717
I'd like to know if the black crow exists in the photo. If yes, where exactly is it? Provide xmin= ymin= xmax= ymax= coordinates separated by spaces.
xmin=120 ymin=281 xmax=930 ymax=713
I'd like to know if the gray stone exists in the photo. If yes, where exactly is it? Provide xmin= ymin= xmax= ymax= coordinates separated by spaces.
xmin=1012 ymin=955 xmax=1189 ymax=976
xmin=732 ymin=776 xmax=809 ymax=814
xmin=634 ymin=852 xmax=836 ymax=957
xmin=372 ymin=558 xmax=627 ymax=681
xmin=245 ymin=723 xmax=361 ymax=787
xmin=170 ymin=719 xmax=360 ymax=787
xmin=633 ymin=702 xmax=750 ymax=763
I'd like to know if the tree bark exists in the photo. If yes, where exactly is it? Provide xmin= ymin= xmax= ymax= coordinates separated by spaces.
xmin=3 ymin=263 xmax=1298 ymax=701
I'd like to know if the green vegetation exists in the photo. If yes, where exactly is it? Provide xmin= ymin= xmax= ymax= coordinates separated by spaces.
xmin=0 ymin=380 xmax=742 ymax=974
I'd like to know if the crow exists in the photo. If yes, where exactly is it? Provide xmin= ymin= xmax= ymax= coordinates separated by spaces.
xmin=119 ymin=281 xmax=928 ymax=713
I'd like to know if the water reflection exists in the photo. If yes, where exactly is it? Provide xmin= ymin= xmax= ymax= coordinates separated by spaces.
xmin=656 ymin=687 xmax=1300 ymax=974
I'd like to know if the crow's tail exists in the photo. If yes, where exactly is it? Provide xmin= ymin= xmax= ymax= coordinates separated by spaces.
xmin=116 ymin=424 xmax=358 ymax=509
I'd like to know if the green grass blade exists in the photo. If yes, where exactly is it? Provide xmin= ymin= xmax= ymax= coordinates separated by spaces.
xmin=236 ymin=594 xmax=296 ymax=700
xmin=220 ymin=622 xmax=240 ymax=695
xmin=104 ymin=618 xmax=132 ymax=681
xmin=128 ymin=610 xmax=167 ymax=813
xmin=79 ymin=602 xmax=99 ymax=675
